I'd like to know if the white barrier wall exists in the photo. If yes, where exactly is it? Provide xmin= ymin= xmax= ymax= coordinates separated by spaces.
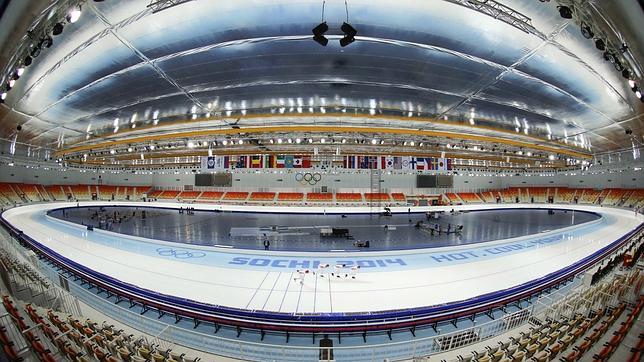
xmin=0 ymin=165 xmax=641 ymax=192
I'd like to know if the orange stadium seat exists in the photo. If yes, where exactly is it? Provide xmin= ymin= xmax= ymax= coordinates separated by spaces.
xmin=457 ymin=192 xmax=482 ymax=203
xmin=158 ymin=190 xmax=181 ymax=199
xmin=391 ymin=193 xmax=406 ymax=202
xmin=223 ymin=192 xmax=249 ymax=200
xmin=178 ymin=191 xmax=202 ymax=200
xmin=364 ymin=193 xmax=391 ymax=202
xmin=335 ymin=193 xmax=363 ymax=202
xmin=444 ymin=192 xmax=462 ymax=204
xmin=198 ymin=191 xmax=224 ymax=201
xmin=277 ymin=192 xmax=304 ymax=201
xmin=249 ymin=192 xmax=276 ymax=201
xmin=306 ymin=193 xmax=333 ymax=202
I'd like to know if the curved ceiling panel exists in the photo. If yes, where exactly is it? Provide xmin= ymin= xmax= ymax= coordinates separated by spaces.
xmin=0 ymin=0 xmax=641 ymax=157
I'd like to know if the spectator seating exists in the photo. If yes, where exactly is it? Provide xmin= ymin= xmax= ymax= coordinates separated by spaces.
xmin=444 ymin=193 xmax=462 ymax=204
xmin=158 ymin=191 xmax=181 ymax=199
xmin=178 ymin=191 xmax=202 ymax=200
xmin=277 ymin=192 xmax=304 ymax=201
xmin=527 ymin=187 xmax=548 ymax=203
xmin=478 ymin=191 xmax=496 ymax=203
xmin=70 ymin=185 xmax=91 ymax=200
xmin=457 ymin=193 xmax=482 ymax=203
xmin=249 ymin=192 xmax=276 ymax=201
xmin=391 ymin=193 xmax=406 ymax=202
xmin=147 ymin=190 xmax=163 ymax=198
xmin=500 ymin=188 xmax=520 ymax=203
xmin=554 ymin=188 xmax=576 ymax=203
xmin=307 ymin=193 xmax=333 ymax=202
xmin=197 ymin=191 xmax=224 ymax=201
xmin=335 ymin=193 xmax=363 ymax=202
xmin=98 ymin=186 xmax=118 ymax=200
xmin=364 ymin=193 xmax=391 ymax=202
xmin=623 ymin=190 xmax=644 ymax=208
xmin=0 ymin=184 xmax=22 ymax=204
xmin=223 ymin=192 xmax=249 ymax=201
xmin=578 ymin=189 xmax=602 ymax=204
xmin=14 ymin=184 xmax=43 ymax=202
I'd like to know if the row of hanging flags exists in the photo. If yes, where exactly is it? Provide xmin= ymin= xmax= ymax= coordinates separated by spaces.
xmin=201 ymin=155 xmax=452 ymax=171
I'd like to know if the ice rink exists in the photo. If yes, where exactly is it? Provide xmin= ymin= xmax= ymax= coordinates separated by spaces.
xmin=2 ymin=202 xmax=642 ymax=321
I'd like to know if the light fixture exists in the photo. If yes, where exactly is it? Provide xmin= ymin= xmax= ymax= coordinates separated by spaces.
xmin=295 ymin=138 xmax=302 ymax=144
xmin=340 ymin=22 xmax=357 ymax=47
xmin=187 ymin=141 xmax=195 ymax=148
xmin=595 ymin=39 xmax=605 ymax=51
xmin=321 ymin=138 xmax=326 ymax=143
xmin=40 ymin=36 xmax=53 ymax=48
xmin=1 ymin=92 xmax=7 ymax=100
xmin=238 ymin=139 xmax=243 ymax=145
xmin=557 ymin=6 xmax=573 ymax=19
xmin=127 ymin=147 xmax=133 ymax=152
xmin=223 ymin=140 xmax=228 ymax=145
xmin=52 ymin=23 xmax=64 ymax=36
xmin=23 ymin=56 xmax=32 ymax=66
xmin=110 ymin=149 xmax=116 ymax=154
xmin=312 ymin=22 xmax=329 ymax=46
xmin=67 ymin=5 xmax=82 ymax=23
xmin=580 ymin=23 xmax=593 ymax=39
xmin=277 ymin=138 xmax=283 ymax=144
xmin=371 ymin=139 xmax=377 ymax=145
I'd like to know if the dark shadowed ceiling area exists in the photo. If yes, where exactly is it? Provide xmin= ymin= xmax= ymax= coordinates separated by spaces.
xmin=0 ymin=0 xmax=642 ymax=167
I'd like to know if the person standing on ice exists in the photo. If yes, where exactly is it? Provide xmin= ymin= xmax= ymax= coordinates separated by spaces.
xmin=317 ymin=263 xmax=330 ymax=278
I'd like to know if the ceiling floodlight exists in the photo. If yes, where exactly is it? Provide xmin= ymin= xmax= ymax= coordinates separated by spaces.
xmin=340 ymin=22 xmax=357 ymax=47
xmin=312 ymin=22 xmax=329 ymax=46
xmin=580 ymin=23 xmax=593 ymax=39
xmin=67 ymin=5 xmax=82 ymax=23
xmin=595 ymin=39 xmax=605 ymax=51
xmin=557 ymin=6 xmax=573 ymax=19
xmin=23 ymin=56 xmax=32 ymax=66
xmin=52 ymin=22 xmax=64 ymax=36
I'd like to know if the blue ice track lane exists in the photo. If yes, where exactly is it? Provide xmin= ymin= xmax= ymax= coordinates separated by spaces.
xmin=32 ymin=209 xmax=610 ymax=272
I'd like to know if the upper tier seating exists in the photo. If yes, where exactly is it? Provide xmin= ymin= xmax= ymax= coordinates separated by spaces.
xmin=277 ymin=192 xmax=304 ymax=201
xmin=223 ymin=192 xmax=249 ymax=201
xmin=249 ymin=192 xmax=276 ymax=201
xmin=335 ymin=193 xmax=363 ymax=202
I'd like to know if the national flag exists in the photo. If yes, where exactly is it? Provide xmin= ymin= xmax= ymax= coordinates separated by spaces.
xmin=293 ymin=155 xmax=303 ymax=168
xmin=416 ymin=157 xmax=426 ymax=170
xmin=344 ymin=155 xmax=357 ymax=169
xmin=302 ymin=155 xmax=311 ymax=168
xmin=276 ymin=155 xmax=285 ymax=168
xmin=437 ymin=157 xmax=449 ymax=171
xmin=393 ymin=156 xmax=402 ymax=169
xmin=251 ymin=155 xmax=262 ymax=168
xmin=285 ymin=155 xmax=294 ymax=168
xmin=359 ymin=156 xmax=370 ymax=169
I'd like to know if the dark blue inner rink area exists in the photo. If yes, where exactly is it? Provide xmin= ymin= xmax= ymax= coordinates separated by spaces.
xmin=49 ymin=206 xmax=600 ymax=251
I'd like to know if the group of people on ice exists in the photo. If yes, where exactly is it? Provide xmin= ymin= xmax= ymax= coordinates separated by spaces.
xmin=293 ymin=263 xmax=360 ymax=284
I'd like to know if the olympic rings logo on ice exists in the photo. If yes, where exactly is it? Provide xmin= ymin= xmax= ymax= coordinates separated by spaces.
xmin=155 ymin=248 xmax=206 ymax=259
